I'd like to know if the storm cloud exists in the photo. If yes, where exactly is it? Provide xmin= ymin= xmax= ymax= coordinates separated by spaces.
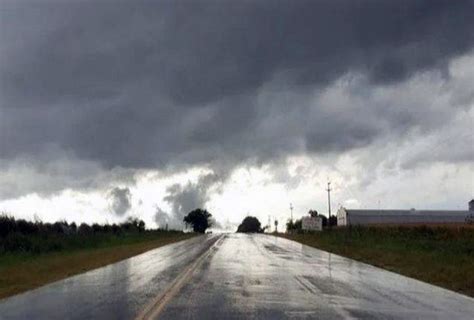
xmin=154 ymin=173 xmax=220 ymax=229
xmin=0 ymin=0 xmax=473 ymax=202
xmin=108 ymin=187 xmax=132 ymax=216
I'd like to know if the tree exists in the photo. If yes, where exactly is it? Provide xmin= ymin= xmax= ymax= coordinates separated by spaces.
xmin=308 ymin=210 xmax=318 ymax=218
xmin=320 ymin=215 xmax=328 ymax=227
xmin=286 ymin=218 xmax=302 ymax=233
xmin=183 ymin=209 xmax=212 ymax=233
xmin=78 ymin=223 xmax=93 ymax=235
xmin=237 ymin=216 xmax=263 ymax=233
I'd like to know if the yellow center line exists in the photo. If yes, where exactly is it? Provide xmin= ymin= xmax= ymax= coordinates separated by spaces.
xmin=135 ymin=234 xmax=225 ymax=320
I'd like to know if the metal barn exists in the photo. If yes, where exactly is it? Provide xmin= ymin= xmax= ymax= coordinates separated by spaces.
xmin=337 ymin=206 xmax=473 ymax=226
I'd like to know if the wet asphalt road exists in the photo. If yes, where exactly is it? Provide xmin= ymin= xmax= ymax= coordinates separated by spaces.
xmin=0 ymin=235 xmax=221 ymax=320
xmin=1 ymin=233 xmax=473 ymax=319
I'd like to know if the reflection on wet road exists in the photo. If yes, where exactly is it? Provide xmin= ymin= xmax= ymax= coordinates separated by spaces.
xmin=157 ymin=234 xmax=474 ymax=319
xmin=0 ymin=235 xmax=220 ymax=320
xmin=1 ymin=233 xmax=473 ymax=319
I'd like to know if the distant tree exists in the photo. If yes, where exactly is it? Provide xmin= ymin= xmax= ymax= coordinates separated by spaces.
xmin=321 ymin=215 xmax=328 ymax=227
xmin=78 ymin=223 xmax=93 ymax=235
xmin=92 ymin=223 xmax=102 ymax=233
xmin=70 ymin=222 xmax=77 ymax=234
xmin=52 ymin=222 xmax=65 ymax=234
xmin=17 ymin=218 xmax=38 ymax=234
xmin=121 ymin=217 xmax=146 ymax=233
xmin=286 ymin=218 xmax=302 ymax=233
xmin=237 ymin=216 xmax=263 ymax=233
xmin=102 ymin=224 xmax=111 ymax=233
xmin=183 ymin=209 xmax=212 ymax=233
xmin=329 ymin=215 xmax=337 ymax=227
xmin=308 ymin=210 xmax=318 ymax=218
xmin=294 ymin=218 xmax=302 ymax=230
xmin=138 ymin=219 xmax=146 ymax=232
xmin=0 ymin=215 xmax=15 ymax=237
xmin=111 ymin=223 xmax=121 ymax=234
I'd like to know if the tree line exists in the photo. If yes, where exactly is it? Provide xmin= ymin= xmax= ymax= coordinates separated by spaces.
xmin=0 ymin=214 xmax=150 ymax=254
xmin=1 ymin=207 xmax=216 ymax=254
xmin=0 ymin=215 xmax=146 ymax=238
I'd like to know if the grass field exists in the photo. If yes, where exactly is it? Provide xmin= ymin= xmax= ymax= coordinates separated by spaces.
xmin=282 ymin=225 xmax=474 ymax=297
xmin=0 ymin=231 xmax=196 ymax=299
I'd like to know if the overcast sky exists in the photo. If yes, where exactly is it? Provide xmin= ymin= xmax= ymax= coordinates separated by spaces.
xmin=1 ymin=0 xmax=473 ymax=230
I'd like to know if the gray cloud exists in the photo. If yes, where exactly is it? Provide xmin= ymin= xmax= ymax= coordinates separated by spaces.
xmin=108 ymin=187 xmax=132 ymax=216
xmin=154 ymin=173 xmax=220 ymax=229
xmin=1 ymin=0 xmax=473 ymax=200
xmin=0 ymin=154 xmax=138 ymax=200
xmin=154 ymin=206 xmax=172 ymax=230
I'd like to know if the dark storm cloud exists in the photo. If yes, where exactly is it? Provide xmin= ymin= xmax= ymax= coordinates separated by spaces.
xmin=108 ymin=187 xmax=132 ymax=216
xmin=1 ymin=0 xmax=473 ymax=198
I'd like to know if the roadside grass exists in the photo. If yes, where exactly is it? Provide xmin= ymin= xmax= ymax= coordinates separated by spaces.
xmin=282 ymin=225 xmax=474 ymax=297
xmin=0 ymin=232 xmax=196 ymax=299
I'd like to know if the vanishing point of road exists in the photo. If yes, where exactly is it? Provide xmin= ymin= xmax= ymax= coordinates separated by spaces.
xmin=1 ymin=233 xmax=473 ymax=319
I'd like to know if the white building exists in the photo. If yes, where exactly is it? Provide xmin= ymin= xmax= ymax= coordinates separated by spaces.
xmin=337 ymin=200 xmax=474 ymax=226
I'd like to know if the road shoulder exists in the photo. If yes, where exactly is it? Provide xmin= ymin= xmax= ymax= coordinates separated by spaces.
xmin=279 ymin=227 xmax=474 ymax=298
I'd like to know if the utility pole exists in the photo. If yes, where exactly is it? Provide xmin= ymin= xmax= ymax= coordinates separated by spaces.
xmin=290 ymin=203 xmax=294 ymax=222
xmin=327 ymin=181 xmax=332 ymax=226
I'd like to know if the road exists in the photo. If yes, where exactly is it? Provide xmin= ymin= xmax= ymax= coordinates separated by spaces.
xmin=1 ymin=233 xmax=473 ymax=319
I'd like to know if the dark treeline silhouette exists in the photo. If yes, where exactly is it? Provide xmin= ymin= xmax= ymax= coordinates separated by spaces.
xmin=0 ymin=215 xmax=170 ymax=254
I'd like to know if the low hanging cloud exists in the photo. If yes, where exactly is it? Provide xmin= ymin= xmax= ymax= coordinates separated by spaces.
xmin=0 ymin=0 xmax=473 ymax=215
xmin=108 ymin=187 xmax=132 ymax=216
xmin=154 ymin=173 xmax=221 ymax=229
xmin=0 ymin=156 xmax=137 ymax=201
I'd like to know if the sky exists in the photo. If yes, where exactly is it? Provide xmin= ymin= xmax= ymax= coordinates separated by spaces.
xmin=0 ymin=0 xmax=473 ymax=230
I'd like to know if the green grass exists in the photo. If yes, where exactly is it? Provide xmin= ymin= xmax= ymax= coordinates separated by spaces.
xmin=282 ymin=225 xmax=474 ymax=297
xmin=0 ymin=231 xmax=197 ymax=299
